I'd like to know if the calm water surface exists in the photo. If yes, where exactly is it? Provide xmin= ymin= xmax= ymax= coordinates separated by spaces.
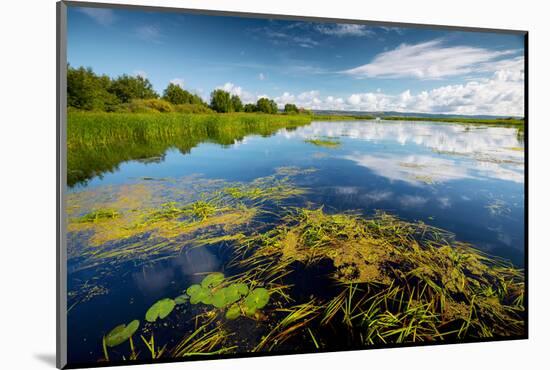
xmin=67 ymin=120 xmax=525 ymax=363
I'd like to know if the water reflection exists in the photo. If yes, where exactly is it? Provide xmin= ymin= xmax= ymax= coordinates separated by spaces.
xmin=283 ymin=120 xmax=524 ymax=184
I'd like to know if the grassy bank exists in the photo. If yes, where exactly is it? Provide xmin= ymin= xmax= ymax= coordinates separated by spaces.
xmin=68 ymin=111 xmax=312 ymax=147
xmin=67 ymin=112 xmax=313 ymax=186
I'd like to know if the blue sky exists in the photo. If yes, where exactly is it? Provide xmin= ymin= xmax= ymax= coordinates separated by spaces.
xmin=67 ymin=5 xmax=525 ymax=116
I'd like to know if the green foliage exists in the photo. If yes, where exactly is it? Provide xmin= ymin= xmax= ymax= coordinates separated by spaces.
xmin=173 ymin=103 xmax=213 ymax=114
xmin=231 ymin=95 xmax=243 ymax=112
xmin=210 ymin=89 xmax=233 ymax=113
xmin=284 ymin=103 xmax=299 ymax=114
xmin=109 ymin=74 xmax=158 ymax=103
xmin=174 ymin=294 xmax=189 ymax=305
xmin=145 ymin=298 xmax=176 ymax=322
xmin=129 ymin=99 xmax=173 ymax=113
xmin=243 ymin=288 xmax=270 ymax=316
xmin=77 ymin=209 xmax=120 ymax=223
xmin=225 ymin=304 xmax=241 ymax=320
xmin=163 ymin=83 xmax=206 ymax=106
xmin=304 ymin=138 xmax=341 ymax=148
xmin=185 ymin=273 xmax=267 ymax=319
xmin=162 ymin=83 xmax=188 ymax=105
xmin=67 ymin=111 xmax=313 ymax=186
xmin=67 ymin=66 xmax=119 ymax=111
xmin=256 ymin=98 xmax=278 ymax=114
xmin=244 ymin=103 xmax=257 ymax=113
xmin=201 ymin=273 xmax=225 ymax=289
xmin=105 ymin=320 xmax=140 ymax=347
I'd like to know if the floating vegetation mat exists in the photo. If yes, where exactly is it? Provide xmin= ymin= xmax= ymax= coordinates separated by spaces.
xmin=67 ymin=167 xmax=314 ymax=270
xmin=305 ymin=138 xmax=342 ymax=148
xmin=67 ymin=167 xmax=524 ymax=364
xmin=238 ymin=208 xmax=524 ymax=344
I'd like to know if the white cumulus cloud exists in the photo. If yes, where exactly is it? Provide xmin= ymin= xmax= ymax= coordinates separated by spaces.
xmin=274 ymin=57 xmax=524 ymax=116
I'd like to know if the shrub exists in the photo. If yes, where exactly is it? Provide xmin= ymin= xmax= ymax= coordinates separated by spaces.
xmin=128 ymin=99 xmax=173 ymax=113
xmin=173 ymin=103 xmax=213 ymax=114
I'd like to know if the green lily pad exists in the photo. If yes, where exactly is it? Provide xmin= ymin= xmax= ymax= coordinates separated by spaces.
xmin=244 ymin=304 xmax=257 ymax=317
xmin=105 ymin=320 xmax=140 ymax=347
xmin=234 ymin=283 xmax=249 ymax=296
xmin=244 ymin=288 xmax=270 ymax=310
xmin=145 ymin=298 xmax=175 ymax=322
xmin=211 ymin=289 xmax=227 ymax=308
xmin=186 ymin=284 xmax=202 ymax=296
xmin=188 ymin=286 xmax=213 ymax=305
xmin=174 ymin=294 xmax=189 ymax=305
xmin=226 ymin=304 xmax=241 ymax=320
xmin=201 ymin=273 xmax=225 ymax=289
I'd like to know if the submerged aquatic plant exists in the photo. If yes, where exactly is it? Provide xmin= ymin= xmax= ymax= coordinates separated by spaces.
xmin=239 ymin=207 xmax=524 ymax=346
xmin=77 ymin=209 xmax=120 ymax=223
xmin=67 ymin=169 xmax=311 ymax=269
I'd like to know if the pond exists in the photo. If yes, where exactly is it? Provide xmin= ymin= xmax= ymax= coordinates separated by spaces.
xmin=66 ymin=119 xmax=525 ymax=365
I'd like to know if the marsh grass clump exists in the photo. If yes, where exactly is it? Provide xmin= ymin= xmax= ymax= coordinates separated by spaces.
xmin=240 ymin=207 xmax=524 ymax=346
xmin=305 ymin=138 xmax=341 ymax=148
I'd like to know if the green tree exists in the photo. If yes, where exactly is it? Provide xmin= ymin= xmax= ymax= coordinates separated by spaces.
xmin=210 ymin=89 xmax=232 ymax=113
xmin=189 ymin=93 xmax=206 ymax=106
xmin=244 ymin=103 xmax=257 ymax=113
xmin=67 ymin=66 xmax=119 ymax=111
xmin=256 ymin=98 xmax=278 ymax=114
xmin=231 ymin=95 xmax=243 ymax=112
xmin=108 ymin=74 xmax=158 ymax=103
xmin=284 ymin=103 xmax=299 ymax=114
xmin=162 ymin=83 xmax=191 ymax=105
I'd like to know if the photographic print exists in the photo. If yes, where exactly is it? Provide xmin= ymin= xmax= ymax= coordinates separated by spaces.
xmin=59 ymin=1 xmax=527 ymax=368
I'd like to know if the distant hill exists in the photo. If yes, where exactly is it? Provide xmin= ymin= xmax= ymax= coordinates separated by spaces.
xmin=312 ymin=110 xmax=523 ymax=120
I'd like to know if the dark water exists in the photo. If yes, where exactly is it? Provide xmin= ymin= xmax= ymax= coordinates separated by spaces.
xmin=67 ymin=120 xmax=525 ymax=364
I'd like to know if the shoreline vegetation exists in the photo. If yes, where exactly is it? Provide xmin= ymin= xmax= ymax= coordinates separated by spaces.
xmin=66 ymin=66 xmax=524 ymax=187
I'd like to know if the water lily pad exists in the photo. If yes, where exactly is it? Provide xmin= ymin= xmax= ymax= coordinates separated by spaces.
xmin=226 ymin=304 xmax=241 ymax=320
xmin=201 ymin=272 xmax=225 ymax=289
xmin=244 ymin=288 xmax=270 ymax=310
xmin=186 ymin=284 xmax=202 ymax=296
xmin=211 ymin=289 xmax=228 ymax=308
xmin=188 ymin=286 xmax=213 ymax=305
xmin=174 ymin=294 xmax=189 ymax=305
xmin=105 ymin=320 xmax=140 ymax=347
xmin=145 ymin=298 xmax=175 ymax=322
xmin=244 ymin=304 xmax=257 ymax=317
xmin=234 ymin=283 xmax=249 ymax=296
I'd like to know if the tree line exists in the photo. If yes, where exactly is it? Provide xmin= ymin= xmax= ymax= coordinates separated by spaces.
xmin=67 ymin=66 xmax=308 ymax=115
